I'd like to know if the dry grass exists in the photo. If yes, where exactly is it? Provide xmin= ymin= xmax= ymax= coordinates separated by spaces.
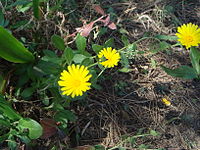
xmin=2 ymin=0 xmax=200 ymax=149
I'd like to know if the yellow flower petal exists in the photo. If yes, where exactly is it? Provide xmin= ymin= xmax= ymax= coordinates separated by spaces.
xmin=176 ymin=23 xmax=200 ymax=49
xmin=58 ymin=64 xmax=92 ymax=98
xmin=98 ymin=47 xmax=120 ymax=68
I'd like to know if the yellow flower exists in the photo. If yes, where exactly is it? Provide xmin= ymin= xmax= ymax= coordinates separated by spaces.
xmin=162 ymin=98 xmax=171 ymax=106
xmin=98 ymin=47 xmax=120 ymax=68
xmin=58 ymin=64 xmax=92 ymax=98
xmin=176 ymin=23 xmax=200 ymax=49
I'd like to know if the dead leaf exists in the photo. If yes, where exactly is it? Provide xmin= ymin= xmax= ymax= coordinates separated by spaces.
xmin=102 ymin=15 xmax=110 ymax=26
xmin=40 ymin=118 xmax=57 ymax=139
xmin=80 ymin=21 xmax=95 ymax=37
xmin=93 ymin=5 xmax=105 ymax=15
xmin=108 ymin=22 xmax=117 ymax=30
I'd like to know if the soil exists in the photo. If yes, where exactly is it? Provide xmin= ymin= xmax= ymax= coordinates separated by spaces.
xmin=2 ymin=0 xmax=200 ymax=149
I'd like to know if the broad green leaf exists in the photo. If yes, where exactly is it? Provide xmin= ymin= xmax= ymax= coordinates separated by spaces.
xmin=33 ymin=0 xmax=40 ymax=19
xmin=51 ymin=35 xmax=65 ymax=51
xmin=18 ymin=118 xmax=43 ymax=139
xmin=21 ymin=87 xmax=35 ymax=98
xmin=190 ymin=47 xmax=200 ymax=75
xmin=154 ymin=34 xmax=178 ymax=41
xmin=161 ymin=65 xmax=198 ymax=79
xmin=104 ymin=38 xmax=114 ymax=48
xmin=92 ymin=44 xmax=103 ymax=54
xmin=63 ymin=47 xmax=74 ymax=65
xmin=36 ymin=60 xmax=60 ymax=74
xmin=75 ymin=34 xmax=86 ymax=54
xmin=0 ymin=99 xmax=22 ymax=121
xmin=0 ymin=27 xmax=35 ymax=63
xmin=73 ymin=54 xmax=87 ymax=64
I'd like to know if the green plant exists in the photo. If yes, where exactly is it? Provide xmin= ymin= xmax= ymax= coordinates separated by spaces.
xmin=161 ymin=23 xmax=200 ymax=79
xmin=0 ymin=95 xmax=42 ymax=150
xmin=0 ymin=27 xmax=34 ymax=63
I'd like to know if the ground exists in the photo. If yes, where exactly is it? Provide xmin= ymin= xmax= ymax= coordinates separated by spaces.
xmin=1 ymin=0 xmax=200 ymax=149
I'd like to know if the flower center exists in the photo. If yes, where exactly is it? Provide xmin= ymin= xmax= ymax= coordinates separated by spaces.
xmin=72 ymin=79 xmax=81 ymax=88
xmin=186 ymin=36 xmax=194 ymax=43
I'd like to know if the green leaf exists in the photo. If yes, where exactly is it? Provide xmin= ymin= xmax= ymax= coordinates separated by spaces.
xmin=150 ymin=130 xmax=159 ymax=136
xmin=161 ymin=65 xmax=198 ymax=79
xmin=42 ymin=50 xmax=62 ymax=65
xmin=92 ymin=44 xmax=103 ymax=54
xmin=73 ymin=54 xmax=87 ymax=64
xmin=150 ymin=41 xmax=171 ymax=54
xmin=51 ymin=35 xmax=65 ymax=51
xmin=0 ymin=27 xmax=35 ymax=63
xmin=121 ymin=35 xmax=130 ymax=46
xmin=104 ymin=38 xmax=114 ymax=48
xmin=63 ymin=47 xmax=74 ymax=65
xmin=120 ymin=53 xmax=129 ymax=68
xmin=8 ymin=135 xmax=17 ymax=150
xmin=0 ymin=9 xmax=4 ymax=26
xmin=18 ymin=118 xmax=43 ymax=139
xmin=0 ymin=118 xmax=10 ymax=127
xmin=154 ymin=34 xmax=178 ymax=41
xmin=190 ymin=47 xmax=200 ymax=75
xmin=0 ymin=100 xmax=22 ymax=121
xmin=75 ymin=34 xmax=86 ymax=54
xmin=0 ymin=74 xmax=6 ymax=94
xmin=5 ymin=0 xmax=32 ymax=9
xmin=33 ymin=0 xmax=40 ymax=19
xmin=21 ymin=87 xmax=35 ymax=98
xmin=119 ymin=67 xmax=131 ymax=73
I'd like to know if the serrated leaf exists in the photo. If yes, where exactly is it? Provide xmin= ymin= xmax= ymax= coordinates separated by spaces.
xmin=150 ymin=41 xmax=171 ymax=54
xmin=73 ymin=54 xmax=87 ymax=64
xmin=161 ymin=65 xmax=198 ymax=79
xmin=120 ymin=53 xmax=129 ymax=68
xmin=92 ymin=44 xmax=103 ymax=54
xmin=0 ymin=27 xmax=35 ymax=63
xmin=51 ymin=35 xmax=65 ymax=51
xmin=18 ymin=118 xmax=43 ymax=139
xmin=75 ymin=34 xmax=86 ymax=54
xmin=63 ymin=47 xmax=74 ymax=65
xmin=104 ymin=38 xmax=114 ymax=48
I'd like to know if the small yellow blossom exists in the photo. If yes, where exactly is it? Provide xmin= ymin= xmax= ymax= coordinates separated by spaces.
xmin=162 ymin=98 xmax=171 ymax=106
xmin=58 ymin=64 xmax=92 ymax=98
xmin=176 ymin=23 xmax=200 ymax=49
xmin=98 ymin=47 xmax=120 ymax=68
